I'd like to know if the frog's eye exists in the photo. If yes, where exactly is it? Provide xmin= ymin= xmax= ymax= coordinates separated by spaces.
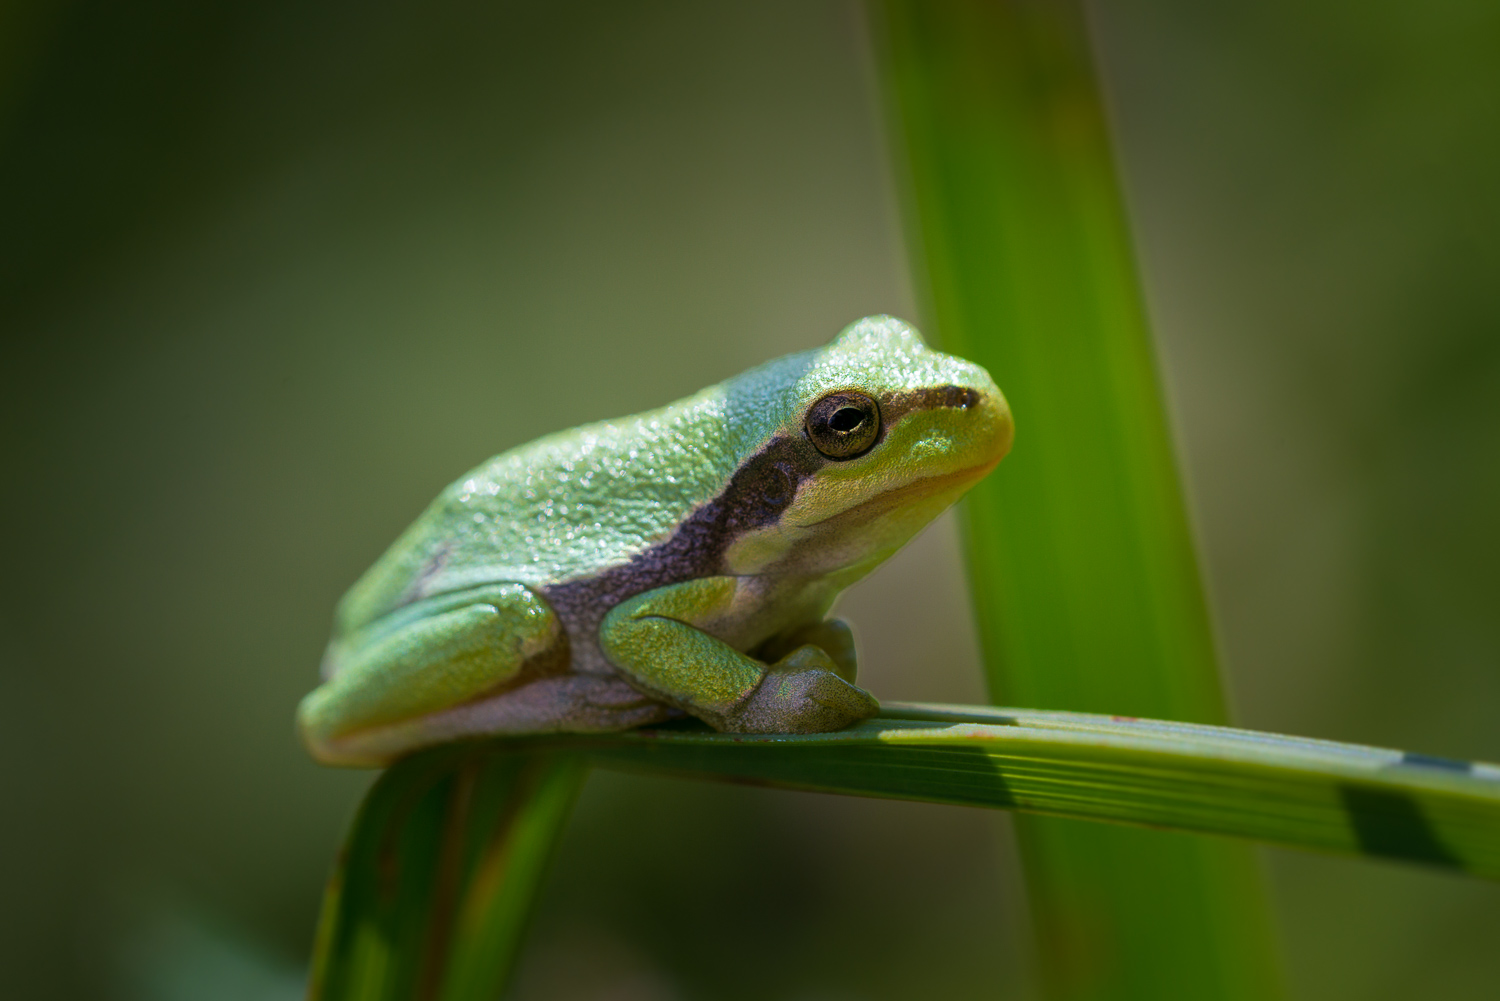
xmin=806 ymin=392 xmax=881 ymax=459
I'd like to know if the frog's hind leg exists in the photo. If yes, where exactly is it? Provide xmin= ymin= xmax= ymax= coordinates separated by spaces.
xmin=298 ymin=582 xmax=561 ymax=766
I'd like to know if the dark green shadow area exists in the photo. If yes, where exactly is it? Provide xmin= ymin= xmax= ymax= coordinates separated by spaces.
xmin=584 ymin=741 xmax=1017 ymax=810
xmin=1337 ymin=783 xmax=1463 ymax=871
xmin=1400 ymin=751 xmax=1475 ymax=774
xmin=313 ymin=749 xmax=471 ymax=1000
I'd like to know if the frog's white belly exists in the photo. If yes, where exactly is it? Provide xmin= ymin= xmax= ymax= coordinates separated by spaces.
xmin=330 ymin=673 xmax=677 ymax=763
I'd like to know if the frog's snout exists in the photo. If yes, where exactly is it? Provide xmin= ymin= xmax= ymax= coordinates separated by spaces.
xmin=936 ymin=358 xmax=1012 ymax=469
xmin=972 ymin=384 xmax=1014 ymax=467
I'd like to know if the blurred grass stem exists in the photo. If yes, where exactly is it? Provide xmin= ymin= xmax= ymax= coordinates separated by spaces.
xmin=308 ymin=753 xmax=585 ymax=1001
xmin=869 ymin=1 xmax=1284 ymax=998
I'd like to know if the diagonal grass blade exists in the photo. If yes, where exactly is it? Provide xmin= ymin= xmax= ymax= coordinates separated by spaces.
xmin=307 ymin=751 xmax=585 ymax=1001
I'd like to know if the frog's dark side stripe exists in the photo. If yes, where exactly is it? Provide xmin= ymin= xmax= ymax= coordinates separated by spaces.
xmin=885 ymin=384 xmax=980 ymax=422
xmin=541 ymin=384 xmax=984 ymax=670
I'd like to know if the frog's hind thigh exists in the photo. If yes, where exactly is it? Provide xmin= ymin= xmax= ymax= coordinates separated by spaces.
xmin=393 ymin=674 xmax=677 ymax=754
xmin=298 ymin=582 xmax=560 ymax=766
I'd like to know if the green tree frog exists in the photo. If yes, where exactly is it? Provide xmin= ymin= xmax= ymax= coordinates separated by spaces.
xmin=298 ymin=316 xmax=1012 ymax=766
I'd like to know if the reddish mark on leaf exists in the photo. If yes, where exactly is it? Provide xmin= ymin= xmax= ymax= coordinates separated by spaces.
xmin=1111 ymin=715 xmax=1138 ymax=723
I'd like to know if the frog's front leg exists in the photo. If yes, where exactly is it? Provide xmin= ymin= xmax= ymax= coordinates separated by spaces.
xmin=298 ymin=582 xmax=560 ymax=765
xmin=599 ymin=578 xmax=879 ymax=733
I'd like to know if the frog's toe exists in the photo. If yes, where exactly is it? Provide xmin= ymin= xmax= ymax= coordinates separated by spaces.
xmin=756 ymin=620 xmax=858 ymax=683
xmin=724 ymin=653 xmax=880 ymax=734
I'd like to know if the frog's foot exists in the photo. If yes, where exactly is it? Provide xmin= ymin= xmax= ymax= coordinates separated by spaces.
xmin=719 ymin=644 xmax=879 ymax=734
xmin=600 ymin=578 xmax=880 ymax=735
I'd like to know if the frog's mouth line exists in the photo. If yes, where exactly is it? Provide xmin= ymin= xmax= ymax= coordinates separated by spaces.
xmin=791 ymin=457 xmax=1002 ymax=531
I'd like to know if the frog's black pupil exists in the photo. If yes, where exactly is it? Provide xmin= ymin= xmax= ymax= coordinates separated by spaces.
xmin=830 ymin=407 xmax=864 ymax=432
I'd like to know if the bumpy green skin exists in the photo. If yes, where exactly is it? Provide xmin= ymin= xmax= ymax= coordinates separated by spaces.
xmin=299 ymin=316 xmax=1013 ymax=766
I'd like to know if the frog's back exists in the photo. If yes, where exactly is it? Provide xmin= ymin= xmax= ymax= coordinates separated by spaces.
xmin=334 ymin=386 xmax=744 ymax=637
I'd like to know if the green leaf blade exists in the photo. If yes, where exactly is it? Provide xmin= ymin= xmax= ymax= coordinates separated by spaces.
xmin=309 ymin=709 xmax=1500 ymax=999
xmin=558 ymin=711 xmax=1500 ymax=879
xmin=308 ymin=751 xmax=585 ymax=1001
xmin=869 ymin=0 xmax=1283 ymax=995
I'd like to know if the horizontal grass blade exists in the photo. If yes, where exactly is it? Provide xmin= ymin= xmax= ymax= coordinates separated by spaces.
xmin=309 ymin=706 xmax=1500 ymax=998
xmin=495 ymin=707 xmax=1498 ymax=878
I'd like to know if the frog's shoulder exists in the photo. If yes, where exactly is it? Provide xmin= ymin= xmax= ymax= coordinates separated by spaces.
xmin=333 ymin=386 xmax=744 ymax=634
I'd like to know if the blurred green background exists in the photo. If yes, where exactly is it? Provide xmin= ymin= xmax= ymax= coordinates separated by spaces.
xmin=1 ymin=2 xmax=1496 ymax=999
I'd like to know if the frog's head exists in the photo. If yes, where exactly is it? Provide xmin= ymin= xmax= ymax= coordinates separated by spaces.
xmin=716 ymin=315 xmax=1013 ymax=583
